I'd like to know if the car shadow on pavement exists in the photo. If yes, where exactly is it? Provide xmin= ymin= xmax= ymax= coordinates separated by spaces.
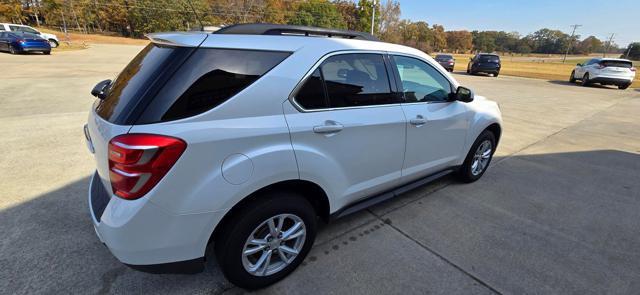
xmin=547 ymin=80 xmax=621 ymax=89
xmin=1 ymin=150 xmax=639 ymax=294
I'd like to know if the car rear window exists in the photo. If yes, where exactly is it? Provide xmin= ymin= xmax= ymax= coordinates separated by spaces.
xmin=601 ymin=60 xmax=633 ymax=68
xmin=479 ymin=55 xmax=500 ymax=63
xmin=435 ymin=55 xmax=452 ymax=60
xmin=95 ymin=43 xmax=194 ymax=124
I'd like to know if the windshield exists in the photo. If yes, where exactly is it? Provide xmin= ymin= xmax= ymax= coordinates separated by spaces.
xmin=16 ymin=32 xmax=42 ymax=39
xmin=479 ymin=55 xmax=500 ymax=63
xmin=601 ymin=60 xmax=632 ymax=68
xmin=435 ymin=55 xmax=452 ymax=60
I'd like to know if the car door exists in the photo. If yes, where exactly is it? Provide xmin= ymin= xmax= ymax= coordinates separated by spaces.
xmin=578 ymin=59 xmax=597 ymax=77
xmin=283 ymin=52 xmax=407 ymax=210
xmin=0 ymin=32 xmax=7 ymax=51
xmin=390 ymin=54 xmax=470 ymax=182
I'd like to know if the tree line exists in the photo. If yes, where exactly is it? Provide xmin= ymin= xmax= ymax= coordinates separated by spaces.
xmin=0 ymin=0 xmax=633 ymax=57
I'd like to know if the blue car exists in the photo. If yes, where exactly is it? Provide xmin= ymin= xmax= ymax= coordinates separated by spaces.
xmin=0 ymin=31 xmax=51 ymax=55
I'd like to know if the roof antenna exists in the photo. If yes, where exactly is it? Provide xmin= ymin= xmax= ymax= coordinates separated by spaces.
xmin=186 ymin=0 xmax=204 ymax=31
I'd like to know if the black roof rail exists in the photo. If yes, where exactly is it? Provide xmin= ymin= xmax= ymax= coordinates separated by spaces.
xmin=213 ymin=23 xmax=379 ymax=41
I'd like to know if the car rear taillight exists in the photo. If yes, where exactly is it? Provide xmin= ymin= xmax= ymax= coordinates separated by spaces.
xmin=108 ymin=134 xmax=186 ymax=200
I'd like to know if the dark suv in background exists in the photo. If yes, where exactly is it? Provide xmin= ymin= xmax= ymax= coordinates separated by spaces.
xmin=467 ymin=53 xmax=501 ymax=77
xmin=435 ymin=54 xmax=455 ymax=72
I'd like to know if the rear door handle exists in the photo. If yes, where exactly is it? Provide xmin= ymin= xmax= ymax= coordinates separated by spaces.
xmin=313 ymin=121 xmax=344 ymax=134
xmin=409 ymin=115 xmax=427 ymax=126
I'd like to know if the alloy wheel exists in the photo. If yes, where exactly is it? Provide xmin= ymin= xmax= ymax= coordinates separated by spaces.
xmin=242 ymin=214 xmax=306 ymax=277
xmin=471 ymin=140 xmax=492 ymax=176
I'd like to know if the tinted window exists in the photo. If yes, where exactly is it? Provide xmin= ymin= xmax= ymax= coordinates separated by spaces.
xmin=19 ymin=27 xmax=38 ymax=34
xmin=601 ymin=60 xmax=633 ymax=68
xmin=16 ymin=32 xmax=41 ymax=39
xmin=139 ymin=49 xmax=290 ymax=123
xmin=435 ymin=54 xmax=452 ymax=60
xmin=392 ymin=55 xmax=452 ymax=103
xmin=320 ymin=54 xmax=397 ymax=108
xmin=95 ymin=44 xmax=195 ymax=124
xmin=295 ymin=68 xmax=328 ymax=109
xmin=478 ymin=55 xmax=500 ymax=63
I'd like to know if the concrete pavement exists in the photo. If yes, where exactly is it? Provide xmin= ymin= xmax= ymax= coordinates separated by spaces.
xmin=1 ymin=45 xmax=639 ymax=294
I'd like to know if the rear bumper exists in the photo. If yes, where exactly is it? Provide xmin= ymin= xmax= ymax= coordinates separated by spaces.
xmin=18 ymin=45 xmax=50 ymax=52
xmin=438 ymin=63 xmax=455 ymax=70
xmin=589 ymin=76 xmax=633 ymax=85
xmin=472 ymin=66 xmax=500 ymax=74
xmin=88 ymin=171 xmax=225 ymax=272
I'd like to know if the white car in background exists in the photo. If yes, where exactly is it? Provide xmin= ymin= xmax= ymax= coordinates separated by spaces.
xmin=570 ymin=58 xmax=636 ymax=89
xmin=0 ymin=23 xmax=59 ymax=48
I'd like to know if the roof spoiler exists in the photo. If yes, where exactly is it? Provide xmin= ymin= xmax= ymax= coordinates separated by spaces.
xmin=213 ymin=23 xmax=379 ymax=41
xmin=145 ymin=32 xmax=209 ymax=47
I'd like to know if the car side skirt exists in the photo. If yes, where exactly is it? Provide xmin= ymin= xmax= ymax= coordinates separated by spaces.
xmin=330 ymin=167 xmax=457 ymax=220
xmin=125 ymin=257 xmax=205 ymax=274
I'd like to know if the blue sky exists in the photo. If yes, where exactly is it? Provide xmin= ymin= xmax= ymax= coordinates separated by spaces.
xmin=399 ymin=0 xmax=640 ymax=47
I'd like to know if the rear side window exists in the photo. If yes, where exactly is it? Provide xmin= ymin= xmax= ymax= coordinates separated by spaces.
xmin=295 ymin=53 xmax=399 ymax=110
xmin=139 ymin=49 xmax=290 ymax=123
xmin=295 ymin=68 xmax=328 ymax=109
xmin=601 ymin=60 xmax=633 ymax=68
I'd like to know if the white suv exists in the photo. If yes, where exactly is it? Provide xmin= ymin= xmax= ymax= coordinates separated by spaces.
xmin=570 ymin=58 xmax=636 ymax=89
xmin=85 ymin=24 xmax=502 ymax=289
xmin=0 ymin=23 xmax=59 ymax=47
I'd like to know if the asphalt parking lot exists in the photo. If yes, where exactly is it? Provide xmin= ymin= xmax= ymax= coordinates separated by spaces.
xmin=1 ymin=45 xmax=639 ymax=294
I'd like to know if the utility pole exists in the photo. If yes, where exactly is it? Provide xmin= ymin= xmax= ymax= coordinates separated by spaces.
xmin=603 ymin=33 xmax=615 ymax=57
xmin=562 ymin=24 xmax=581 ymax=63
xmin=370 ymin=0 xmax=377 ymax=35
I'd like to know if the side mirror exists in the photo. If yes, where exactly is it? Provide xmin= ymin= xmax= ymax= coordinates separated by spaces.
xmin=91 ymin=79 xmax=111 ymax=99
xmin=452 ymin=86 xmax=474 ymax=103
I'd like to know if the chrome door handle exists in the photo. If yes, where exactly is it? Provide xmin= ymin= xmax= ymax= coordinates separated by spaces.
xmin=313 ymin=121 xmax=344 ymax=134
xmin=409 ymin=115 xmax=427 ymax=126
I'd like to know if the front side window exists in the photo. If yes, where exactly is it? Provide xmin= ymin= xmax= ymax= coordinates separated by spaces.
xmin=321 ymin=54 xmax=396 ymax=108
xmin=392 ymin=55 xmax=453 ymax=103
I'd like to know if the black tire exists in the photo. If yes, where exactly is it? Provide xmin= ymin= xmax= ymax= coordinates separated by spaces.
xmin=44 ymin=51 xmax=51 ymax=55
xmin=48 ymin=39 xmax=59 ymax=48
xmin=215 ymin=192 xmax=317 ymax=290
xmin=569 ymin=70 xmax=576 ymax=83
xmin=618 ymin=84 xmax=630 ymax=90
xmin=457 ymin=130 xmax=496 ymax=183
xmin=466 ymin=67 xmax=470 ymax=74
xmin=581 ymin=73 xmax=590 ymax=86
xmin=494 ymin=72 xmax=499 ymax=77
xmin=9 ymin=46 xmax=16 ymax=54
